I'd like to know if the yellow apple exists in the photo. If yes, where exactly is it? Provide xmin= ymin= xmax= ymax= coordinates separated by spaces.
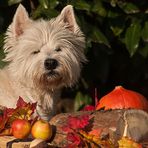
xmin=31 ymin=119 xmax=52 ymax=140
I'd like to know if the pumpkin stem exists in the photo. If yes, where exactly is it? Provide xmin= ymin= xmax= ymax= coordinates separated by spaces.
xmin=115 ymin=86 xmax=123 ymax=90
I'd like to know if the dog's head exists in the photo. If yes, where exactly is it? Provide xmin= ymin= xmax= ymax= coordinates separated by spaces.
xmin=4 ymin=4 xmax=86 ymax=90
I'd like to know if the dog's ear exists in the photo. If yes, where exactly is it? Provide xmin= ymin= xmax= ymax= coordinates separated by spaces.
xmin=11 ymin=4 xmax=30 ymax=37
xmin=58 ymin=5 xmax=79 ymax=33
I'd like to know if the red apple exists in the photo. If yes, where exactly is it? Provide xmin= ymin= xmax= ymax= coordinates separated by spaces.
xmin=31 ymin=119 xmax=52 ymax=140
xmin=11 ymin=119 xmax=31 ymax=139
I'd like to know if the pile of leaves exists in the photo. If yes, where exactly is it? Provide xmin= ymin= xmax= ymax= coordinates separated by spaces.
xmin=62 ymin=114 xmax=114 ymax=147
xmin=62 ymin=114 xmax=142 ymax=148
xmin=0 ymin=97 xmax=37 ymax=136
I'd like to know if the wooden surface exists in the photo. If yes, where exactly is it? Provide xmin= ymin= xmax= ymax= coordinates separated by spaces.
xmin=0 ymin=136 xmax=30 ymax=148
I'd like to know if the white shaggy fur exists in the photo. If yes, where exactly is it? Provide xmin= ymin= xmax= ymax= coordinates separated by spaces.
xmin=0 ymin=4 xmax=86 ymax=120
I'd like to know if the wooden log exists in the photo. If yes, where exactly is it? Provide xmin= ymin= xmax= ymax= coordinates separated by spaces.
xmin=49 ymin=109 xmax=148 ymax=147
xmin=0 ymin=109 xmax=147 ymax=147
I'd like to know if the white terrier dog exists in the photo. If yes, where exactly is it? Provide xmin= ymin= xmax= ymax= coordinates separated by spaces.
xmin=0 ymin=4 xmax=86 ymax=120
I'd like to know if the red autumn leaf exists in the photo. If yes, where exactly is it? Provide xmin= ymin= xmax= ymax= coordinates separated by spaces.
xmin=0 ymin=118 xmax=7 ymax=132
xmin=0 ymin=108 xmax=15 ymax=132
xmin=16 ymin=97 xmax=37 ymax=114
xmin=61 ymin=114 xmax=91 ymax=147
xmin=3 ymin=108 xmax=15 ymax=117
xmin=62 ymin=126 xmax=73 ymax=133
xmin=7 ymin=101 xmax=37 ymax=124
xmin=82 ymin=105 xmax=95 ymax=111
xmin=62 ymin=114 xmax=114 ymax=147
xmin=67 ymin=133 xmax=81 ymax=147
xmin=15 ymin=96 xmax=37 ymax=117
xmin=62 ymin=114 xmax=93 ymax=147
xmin=16 ymin=96 xmax=28 ymax=108
xmin=0 ymin=97 xmax=37 ymax=136
xmin=68 ymin=115 xmax=90 ymax=130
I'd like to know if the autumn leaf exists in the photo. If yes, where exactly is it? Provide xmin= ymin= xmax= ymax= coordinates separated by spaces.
xmin=81 ymin=105 xmax=95 ymax=111
xmin=62 ymin=114 xmax=91 ymax=147
xmin=16 ymin=96 xmax=37 ymax=116
xmin=68 ymin=115 xmax=90 ymax=129
xmin=0 ymin=108 xmax=14 ymax=132
xmin=16 ymin=96 xmax=28 ymax=108
xmin=62 ymin=114 xmax=90 ymax=134
xmin=88 ymin=129 xmax=102 ymax=137
xmin=62 ymin=126 xmax=73 ymax=133
xmin=80 ymin=130 xmax=114 ymax=147
xmin=62 ymin=114 xmax=115 ymax=147
xmin=7 ymin=97 xmax=37 ymax=125
xmin=118 ymin=137 xmax=142 ymax=148
xmin=67 ymin=133 xmax=82 ymax=148
xmin=0 ymin=97 xmax=37 ymax=136
xmin=16 ymin=97 xmax=37 ymax=112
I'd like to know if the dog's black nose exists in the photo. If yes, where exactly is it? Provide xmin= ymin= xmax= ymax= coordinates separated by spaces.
xmin=44 ymin=58 xmax=58 ymax=70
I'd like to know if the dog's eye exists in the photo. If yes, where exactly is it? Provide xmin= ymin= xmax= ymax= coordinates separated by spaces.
xmin=32 ymin=50 xmax=40 ymax=54
xmin=55 ymin=48 xmax=61 ymax=52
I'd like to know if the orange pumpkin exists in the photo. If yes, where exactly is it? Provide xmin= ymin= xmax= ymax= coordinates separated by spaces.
xmin=96 ymin=86 xmax=148 ymax=112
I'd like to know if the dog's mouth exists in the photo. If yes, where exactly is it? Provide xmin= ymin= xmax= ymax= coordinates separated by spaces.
xmin=46 ymin=70 xmax=60 ymax=77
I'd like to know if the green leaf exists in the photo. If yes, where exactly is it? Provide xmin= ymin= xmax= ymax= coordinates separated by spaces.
xmin=91 ymin=0 xmax=107 ymax=17
xmin=125 ymin=22 xmax=141 ymax=56
xmin=110 ymin=0 xmax=118 ymax=7
xmin=32 ymin=5 xmax=58 ymax=19
xmin=73 ymin=0 xmax=90 ymax=11
xmin=110 ymin=26 xmax=123 ymax=36
xmin=118 ymin=2 xmax=139 ymax=14
xmin=74 ymin=92 xmax=92 ymax=111
xmin=91 ymin=27 xmax=110 ymax=47
xmin=107 ymin=10 xmax=120 ymax=18
xmin=110 ymin=18 xmax=125 ymax=36
xmin=74 ymin=92 xmax=83 ymax=111
xmin=139 ymin=44 xmax=148 ymax=58
xmin=142 ymin=21 xmax=148 ymax=42
xmin=49 ymin=0 xmax=59 ymax=9
xmin=8 ymin=0 xmax=22 ymax=6
xmin=39 ymin=0 xmax=49 ymax=9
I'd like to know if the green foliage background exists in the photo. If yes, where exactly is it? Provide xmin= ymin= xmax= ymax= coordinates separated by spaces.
xmin=0 ymin=0 xmax=148 ymax=109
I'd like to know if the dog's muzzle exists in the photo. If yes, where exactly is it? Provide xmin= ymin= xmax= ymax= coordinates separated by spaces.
xmin=44 ymin=58 xmax=60 ymax=77
xmin=44 ymin=58 xmax=58 ymax=70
